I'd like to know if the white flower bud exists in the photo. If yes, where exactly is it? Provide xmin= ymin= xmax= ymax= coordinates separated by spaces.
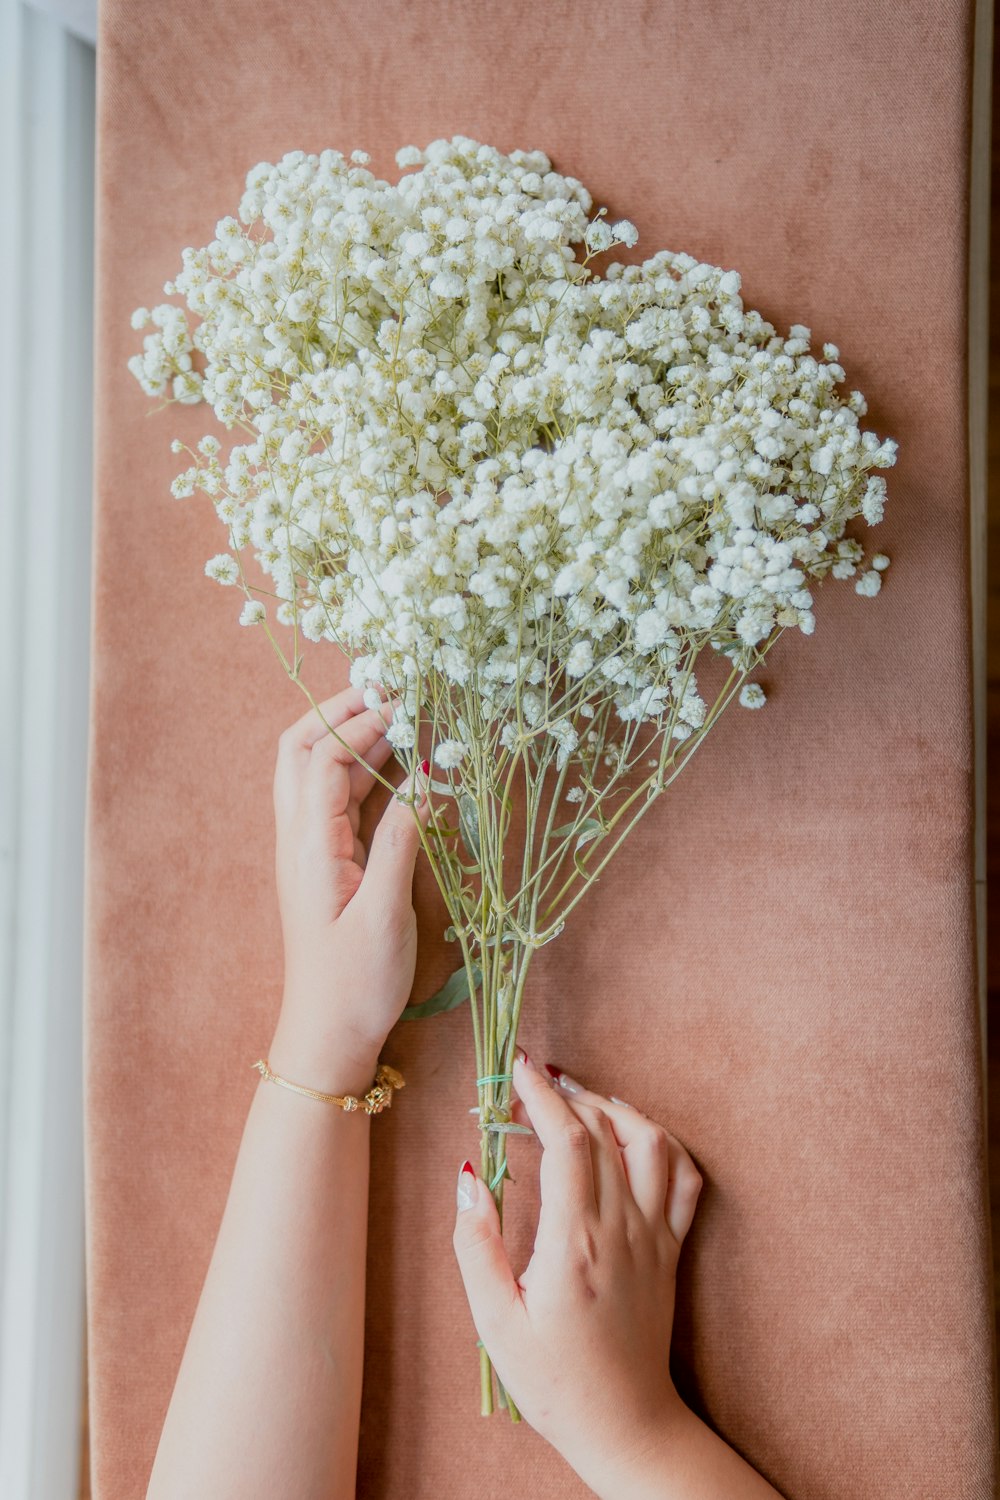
xmin=205 ymin=554 xmax=239 ymax=586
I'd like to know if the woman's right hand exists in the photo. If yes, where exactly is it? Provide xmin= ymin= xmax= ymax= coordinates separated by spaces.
xmin=451 ymin=1046 xmax=702 ymax=1496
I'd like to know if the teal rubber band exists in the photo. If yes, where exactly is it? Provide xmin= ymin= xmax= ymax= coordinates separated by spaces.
xmin=488 ymin=1156 xmax=507 ymax=1191
xmin=476 ymin=1072 xmax=513 ymax=1086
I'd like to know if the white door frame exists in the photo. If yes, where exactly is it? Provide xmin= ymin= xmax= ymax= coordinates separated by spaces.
xmin=0 ymin=4 xmax=95 ymax=1495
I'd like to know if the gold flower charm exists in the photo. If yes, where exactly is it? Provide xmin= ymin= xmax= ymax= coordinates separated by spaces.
xmin=362 ymin=1063 xmax=406 ymax=1114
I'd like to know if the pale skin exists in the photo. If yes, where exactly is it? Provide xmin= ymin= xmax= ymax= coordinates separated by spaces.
xmin=145 ymin=685 xmax=785 ymax=1500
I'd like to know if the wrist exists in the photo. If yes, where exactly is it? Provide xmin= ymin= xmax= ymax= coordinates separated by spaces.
xmin=278 ymin=975 xmax=392 ymax=1069
xmin=574 ymin=1388 xmax=690 ymax=1500
xmin=267 ymin=1011 xmax=385 ymax=1100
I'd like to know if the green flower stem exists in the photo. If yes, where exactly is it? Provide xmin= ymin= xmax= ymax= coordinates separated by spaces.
xmin=479 ymin=1345 xmax=494 ymax=1418
xmin=471 ymin=901 xmax=537 ymax=1419
xmin=268 ymin=613 xmax=781 ymax=1427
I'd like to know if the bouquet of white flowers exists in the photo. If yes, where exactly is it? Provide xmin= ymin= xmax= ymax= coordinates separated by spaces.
xmin=129 ymin=134 xmax=896 ymax=1417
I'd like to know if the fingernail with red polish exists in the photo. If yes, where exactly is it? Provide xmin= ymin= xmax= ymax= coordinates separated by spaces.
xmin=515 ymin=1045 xmax=532 ymax=1069
xmin=543 ymin=1063 xmax=561 ymax=1082
xmin=420 ymin=758 xmax=430 ymax=775
xmin=457 ymin=1159 xmax=477 ymax=1212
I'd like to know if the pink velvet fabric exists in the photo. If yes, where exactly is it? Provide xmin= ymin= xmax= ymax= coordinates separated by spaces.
xmin=84 ymin=1 xmax=997 ymax=1495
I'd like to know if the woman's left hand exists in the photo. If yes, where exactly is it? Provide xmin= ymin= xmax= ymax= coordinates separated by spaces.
xmin=270 ymin=685 xmax=431 ymax=1091
xmin=452 ymin=1048 xmax=703 ymax=1495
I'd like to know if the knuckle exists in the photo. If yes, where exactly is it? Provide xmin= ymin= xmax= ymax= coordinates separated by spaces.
xmin=684 ymin=1163 xmax=704 ymax=1194
xmin=579 ymin=1224 xmax=599 ymax=1262
xmin=619 ymin=1212 xmax=645 ymax=1256
xmin=453 ymin=1217 xmax=494 ymax=1255
xmin=576 ymin=1103 xmax=614 ymax=1146
xmin=356 ymin=900 xmax=404 ymax=951
xmin=645 ymin=1121 xmax=671 ymax=1153
xmin=377 ymin=817 xmax=414 ymax=852
xmin=561 ymin=1121 xmax=591 ymax=1154
xmin=567 ymin=1226 xmax=600 ymax=1279
xmin=311 ymin=730 xmax=340 ymax=760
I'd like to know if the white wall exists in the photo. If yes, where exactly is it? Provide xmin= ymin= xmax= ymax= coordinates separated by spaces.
xmin=0 ymin=4 xmax=95 ymax=1496
xmin=24 ymin=0 xmax=95 ymax=45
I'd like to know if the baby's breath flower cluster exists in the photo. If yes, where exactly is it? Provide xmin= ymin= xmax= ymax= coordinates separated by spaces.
xmin=129 ymin=139 xmax=897 ymax=1415
xmin=131 ymin=132 xmax=895 ymax=872
xmin=129 ymin=137 xmax=894 ymax=760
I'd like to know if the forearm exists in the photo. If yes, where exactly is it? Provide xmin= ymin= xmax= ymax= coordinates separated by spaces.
xmin=581 ymin=1395 xmax=785 ymax=1500
xmin=146 ymin=1013 xmax=380 ymax=1500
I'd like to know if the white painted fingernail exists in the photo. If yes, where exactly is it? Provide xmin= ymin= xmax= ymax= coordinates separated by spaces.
xmin=610 ymin=1095 xmax=633 ymax=1108
xmin=457 ymin=1160 xmax=477 ymax=1212
xmin=416 ymin=758 xmax=430 ymax=804
xmin=393 ymin=766 xmax=420 ymax=805
xmin=557 ymin=1072 xmax=580 ymax=1094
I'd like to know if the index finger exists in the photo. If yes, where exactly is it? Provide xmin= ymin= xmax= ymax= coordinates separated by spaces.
xmin=274 ymin=689 xmax=397 ymax=822
xmin=280 ymin=685 xmax=376 ymax=754
xmin=511 ymin=1048 xmax=596 ymax=1227
xmin=542 ymin=1070 xmax=701 ymax=1239
xmin=297 ymin=705 xmax=405 ymax=832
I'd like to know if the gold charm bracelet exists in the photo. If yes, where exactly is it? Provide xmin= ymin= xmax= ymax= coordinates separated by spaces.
xmin=251 ymin=1057 xmax=405 ymax=1115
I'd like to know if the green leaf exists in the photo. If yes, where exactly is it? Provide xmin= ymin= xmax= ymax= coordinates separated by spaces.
xmin=495 ymin=978 xmax=514 ymax=1052
xmin=401 ymin=964 xmax=481 ymax=1021
xmin=575 ymin=820 xmax=603 ymax=850
xmin=458 ymin=791 xmax=481 ymax=862
xmin=551 ymin=816 xmax=603 ymax=847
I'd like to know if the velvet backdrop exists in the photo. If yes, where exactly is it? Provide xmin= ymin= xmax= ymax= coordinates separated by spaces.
xmin=84 ymin=1 xmax=997 ymax=1495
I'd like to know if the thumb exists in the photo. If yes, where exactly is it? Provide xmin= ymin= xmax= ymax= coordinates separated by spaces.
xmin=360 ymin=760 xmax=431 ymax=907
xmin=452 ymin=1160 xmax=524 ymax=1344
